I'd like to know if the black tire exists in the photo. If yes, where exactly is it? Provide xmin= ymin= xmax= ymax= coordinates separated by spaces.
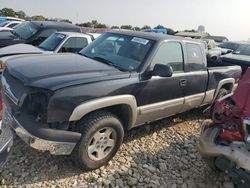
xmin=203 ymin=157 xmax=221 ymax=172
xmin=72 ymin=110 xmax=124 ymax=171
xmin=216 ymin=88 xmax=229 ymax=100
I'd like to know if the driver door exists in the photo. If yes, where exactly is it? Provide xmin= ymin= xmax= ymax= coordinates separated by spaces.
xmin=136 ymin=41 xmax=186 ymax=124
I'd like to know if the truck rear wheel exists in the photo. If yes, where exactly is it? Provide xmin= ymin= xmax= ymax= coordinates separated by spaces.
xmin=216 ymin=88 xmax=229 ymax=100
xmin=203 ymin=157 xmax=221 ymax=172
xmin=72 ymin=111 xmax=124 ymax=171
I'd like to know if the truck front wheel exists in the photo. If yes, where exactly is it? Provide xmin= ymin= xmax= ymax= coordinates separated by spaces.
xmin=72 ymin=111 xmax=124 ymax=171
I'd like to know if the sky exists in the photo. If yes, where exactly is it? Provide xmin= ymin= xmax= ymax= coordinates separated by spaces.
xmin=0 ymin=0 xmax=249 ymax=41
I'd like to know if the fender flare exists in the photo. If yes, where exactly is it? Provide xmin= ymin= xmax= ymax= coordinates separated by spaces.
xmin=69 ymin=95 xmax=138 ymax=127
xmin=214 ymin=78 xmax=235 ymax=100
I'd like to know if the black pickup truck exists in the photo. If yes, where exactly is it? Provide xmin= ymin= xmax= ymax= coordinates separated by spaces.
xmin=0 ymin=31 xmax=241 ymax=170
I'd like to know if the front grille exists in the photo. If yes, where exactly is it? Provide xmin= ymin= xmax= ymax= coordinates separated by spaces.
xmin=2 ymin=69 xmax=29 ymax=110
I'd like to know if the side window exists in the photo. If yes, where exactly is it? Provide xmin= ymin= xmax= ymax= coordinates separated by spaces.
xmin=186 ymin=43 xmax=204 ymax=71
xmin=8 ymin=23 xmax=19 ymax=28
xmin=59 ymin=37 xmax=89 ymax=53
xmin=151 ymin=42 xmax=184 ymax=72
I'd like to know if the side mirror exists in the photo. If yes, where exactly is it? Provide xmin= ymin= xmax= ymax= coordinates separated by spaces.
xmin=153 ymin=64 xmax=173 ymax=77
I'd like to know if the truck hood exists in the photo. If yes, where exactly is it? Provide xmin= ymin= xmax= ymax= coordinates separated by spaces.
xmin=5 ymin=53 xmax=130 ymax=91
xmin=0 ymin=31 xmax=25 ymax=48
xmin=0 ymin=44 xmax=44 ymax=58
xmin=222 ymin=53 xmax=250 ymax=67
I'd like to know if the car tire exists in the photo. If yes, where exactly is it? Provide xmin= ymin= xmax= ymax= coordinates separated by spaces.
xmin=203 ymin=157 xmax=221 ymax=172
xmin=72 ymin=110 xmax=124 ymax=171
xmin=216 ymin=88 xmax=229 ymax=100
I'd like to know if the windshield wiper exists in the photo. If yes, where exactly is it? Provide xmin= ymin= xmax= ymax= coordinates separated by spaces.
xmin=83 ymin=54 xmax=127 ymax=72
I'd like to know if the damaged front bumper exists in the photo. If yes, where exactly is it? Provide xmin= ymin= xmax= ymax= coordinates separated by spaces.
xmin=198 ymin=121 xmax=250 ymax=188
xmin=3 ymin=108 xmax=81 ymax=155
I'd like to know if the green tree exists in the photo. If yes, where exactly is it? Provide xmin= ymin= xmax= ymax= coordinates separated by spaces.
xmin=15 ymin=10 xmax=26 ymax=19
xmin=141 ymin=25 xmax=151 ymax=30
xmin=120 ymin=25 xmax=133 ymax=30
xmin=96 ymin=23 xmax=107 ymax=28
xmin=166 ymin=28 xmax=176 ymax=35
xmin=0 ymin=8 xmax=16 ymax=17
xmin=154 ymin=25 xmax=165 ymax=29
xmin=111 ymin=25 xmax=119 ymax=29
xmin=91 ymin=20 xmax=98 ymax=27
xmin=31 ymin=15 xmax=46 ymax=21
xmin=77 ymin=22 xmax=92 ymax=27
xmin=133 ymin=26 xmax=140 ymax=31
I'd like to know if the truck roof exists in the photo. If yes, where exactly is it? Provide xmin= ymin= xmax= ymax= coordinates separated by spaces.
xmin=109 ymin=30 xmax=198 ymax=43
xmin=56 ymin=31 xmax=91 ymax=37
xmin=31 ymin=21 xmax=80 ymax=30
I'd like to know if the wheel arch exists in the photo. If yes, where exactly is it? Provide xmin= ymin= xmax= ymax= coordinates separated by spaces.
xmin=69 ymin=95 xmax=137 ymax=130
xmin=213 ymin=78 xmax=235 ymax=100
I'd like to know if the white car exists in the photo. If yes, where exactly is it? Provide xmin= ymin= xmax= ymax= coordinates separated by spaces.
xmin=0 ymin=20 xmax=23 ymax=31
xmin=0 ymin=31 xmax=94 ymax=58
xmin=0 ymin=31 xmax=95 ymax=72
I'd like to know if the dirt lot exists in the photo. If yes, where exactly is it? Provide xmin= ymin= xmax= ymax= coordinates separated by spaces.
xmin=0 ymin=109 xmax=234 ymax=188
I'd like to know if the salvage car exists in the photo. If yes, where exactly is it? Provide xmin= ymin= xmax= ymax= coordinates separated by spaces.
xmin=0 ymin=20 xmax=23 ymax=31
xmin=198 ymin=68 xmax=250 ymax=188
xmin=0 ymin=31 xmax=241 ymax=170
xmin=218 ymin=41 xmax=242 ymax=53
xmin=0 ymin=31 xmax=94 ymax=59
xmin=222 ymin=43 xmax=250 ymax=73
xmin=0 ymin=21 xmax=81 ymax=48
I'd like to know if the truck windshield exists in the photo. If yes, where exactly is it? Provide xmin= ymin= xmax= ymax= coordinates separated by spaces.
xmin=218 ymin=42 xmax=240 ymax=51
xmin=80 ymin=32 xmax=154 ymax=71
xmin=14 ymin=22 xmax=39 ymax=40
xmin=39 ymin=33 xmax=66 ymax=51
xmin=233 ymin=44 xmax=250 ymax=56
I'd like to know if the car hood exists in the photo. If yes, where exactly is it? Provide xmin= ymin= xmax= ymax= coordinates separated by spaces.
xmin=5 ymin=53 xmax=130 ymax=91
xmin=0 ymin=30 xmax=16 ymax=40
xmin=0 ymin=31 xmax=25 ymax=48
xmin=0 ymin=44 xmax=44 ymax=58
xmin=222 ymin=53 xmax=250 ymax=67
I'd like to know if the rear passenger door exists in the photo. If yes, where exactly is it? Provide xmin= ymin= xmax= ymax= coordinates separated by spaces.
xmin=181 ymin=42 xmax=208 ymax=112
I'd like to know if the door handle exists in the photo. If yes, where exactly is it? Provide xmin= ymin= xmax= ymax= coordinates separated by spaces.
xmin=180 ymin=79 xmax=187 ymax=87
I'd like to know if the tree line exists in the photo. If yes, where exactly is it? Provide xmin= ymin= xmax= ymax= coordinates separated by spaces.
xmin=0 ymin=7 xmax=177 ymax=35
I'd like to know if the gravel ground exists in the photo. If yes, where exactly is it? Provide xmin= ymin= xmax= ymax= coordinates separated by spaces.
xmin=0 ymin=109 xmax=234 ymax=188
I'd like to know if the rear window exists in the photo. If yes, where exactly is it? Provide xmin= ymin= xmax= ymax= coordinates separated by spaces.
xmin=186 ymin=43 xmax=204 ymax=71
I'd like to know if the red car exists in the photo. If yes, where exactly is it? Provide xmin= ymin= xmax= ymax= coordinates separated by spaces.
xmin=198 ymin=68 xmax=250 ymax=188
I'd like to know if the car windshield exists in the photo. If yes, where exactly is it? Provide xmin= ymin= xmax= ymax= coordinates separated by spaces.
xmin=14 ymin=22 xmax=39 ymax=40
xmin=0 ymin=21 xmax=9 ymax=27
xmin=39 ymin=33 xmax=66 ymax=51
xmin=80 ymin=32 xmax=154 ymax=71
xmin=218 ymin=42 xmax=240 ymax=51
xmin=233 ymin=44 xmax=250 ymax=56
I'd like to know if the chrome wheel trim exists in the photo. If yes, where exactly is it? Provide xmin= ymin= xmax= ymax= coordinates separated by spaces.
xmin=87 ymin=127 xmax=117 ymax=161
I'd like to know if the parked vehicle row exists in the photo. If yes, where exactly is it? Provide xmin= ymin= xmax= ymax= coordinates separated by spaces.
xmin=0 ymin=32 xmax=94 ymax=58
xmin=0 ymin=21 xmax=81 ymax=48
xmin=0 ymin=30 xmax=241 ymax=170
xmin=0 ymin=20 xmax=23 ymax=31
